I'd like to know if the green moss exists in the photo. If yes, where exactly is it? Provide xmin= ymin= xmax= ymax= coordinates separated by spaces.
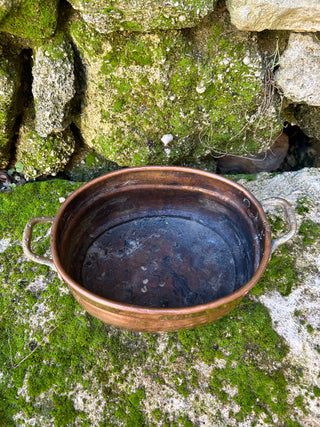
xmin=51 ymin=394 xmax=85 ymax=427
xmin=296 ymin=197 xmax=311 ymax=216
xmin=151 ymin=407 xmax=163 ymax=422
xmin=294 ymin=395 xmax=307 ymax=415
xmin=251 ymin=245 xmax=297 ymax=297
xmin=177 ymin=414 xmax=194 ymax=426
xmin=0 ymin=179 xmax=312 ymax=424
xmin=306 ymin=324 xmax=314 ymax=334
xmin=313 ymin=386 xmax=320 ymax=397
xmin=298 ymin=219 xmax=320 ymax=246
xmin=69 ymin=13 xmax=281 ymax=167
xmin=70 ymin=20 xmax=105 ymax=59
xmin=16 ymin=125 xmax=75 ymax=179
xmin=0 ymin=180 xmax=81 ymax=239
xmin=251 ymin=213 xmax=320 ymax=297
xmin=0 ymin=0 xmax=59 ymax=42
xmin=70 ymin=0 xmax=215 ymax=32
xmin=0 ymin=55 xmax=21 ymax=167
xmin=178 ymin=299 xmax=294 ymax=421
xmin=35 ymin=32 xmax=71 ymax=61
xmin=114 ymin=388 xmax=146 ymax=425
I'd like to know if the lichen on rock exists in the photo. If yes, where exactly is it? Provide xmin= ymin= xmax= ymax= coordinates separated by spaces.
xmin=32 ymin=34 xmax=75 ymax=138
xmin=15 ymin=109 xmax=76 ymax=179
xmin=68 ymin=0 xmax=217 ymax=33
xmin=69 ymin=7 xmax=282 ymax=167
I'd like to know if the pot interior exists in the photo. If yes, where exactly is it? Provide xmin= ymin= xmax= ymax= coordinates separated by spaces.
xmin=53 ymin=169 xmax=268 ymax=309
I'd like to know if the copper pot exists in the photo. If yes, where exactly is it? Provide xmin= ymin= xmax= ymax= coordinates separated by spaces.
xmin=23 ymin=167 xmax=296 ymax=332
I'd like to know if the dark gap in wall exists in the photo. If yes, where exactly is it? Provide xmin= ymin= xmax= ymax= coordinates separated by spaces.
xmin=281 ymin=122 xmax=320 ymax=171
xmin=8 ymin=48 xmax=33 ymax=167
xmin=69 ymin=40 xmax=87 ymax=121
xmin=19 ymin=48 xmax=34 ymax=104
xmin=56 ymin=0 xmax=75 ymax=31
xmin=215 ymin=122 xmax=320 ymax=175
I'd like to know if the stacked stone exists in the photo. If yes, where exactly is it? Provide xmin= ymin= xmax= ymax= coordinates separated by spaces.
xmin=0 ymin=0 xmax=319 ymax=177
xmin=227 ymin=0 xmax=320 ymax=144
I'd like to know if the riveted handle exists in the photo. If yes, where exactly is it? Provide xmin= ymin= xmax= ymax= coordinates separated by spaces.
xmin=22 ymin=217 xmax=56 ymax=270
xmin=261 ymin=197 xmax=297 ymax=254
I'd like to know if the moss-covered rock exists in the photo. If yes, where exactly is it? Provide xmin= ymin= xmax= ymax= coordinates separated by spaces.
xmin=63 ymin=143 xmax=120 ymax=182
xmin=0 ymin=169 xmax=320 ymax=425
xmin=68 ymin=0 xmax=217 ymax=33
xmin=69 ymin=8 xmax=282 ymax=167
xmin=0 ymin=0 xmax=59 ymax=43
xmin=0 ymin=46 xmax=21 ymax=168
xmin=15 ymin=109 xmax=75 ymax=179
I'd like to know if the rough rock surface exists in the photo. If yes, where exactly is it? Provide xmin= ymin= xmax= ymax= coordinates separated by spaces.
xmin=70 ymin=8 xmax=282 ymax=166
xmin=15 ymin=110 xmax=75 ymax=179
xmin=276 ymin=33 xmax=320 ymax=106
xmin=0 ymin=168 xmax=319 ymax=426
xmin=0 ymin=48 xmax=21 ymax=168
xmin=243 ymin=169 xmax=320 ymax=400
xmin=68 ymin=0 xmax=217 ymax=32
xmin=226 ymin=0 xmax=320 ymax=31
xmin=32 ymin=35 xmax=75 ymax=137
xmin=294 ymin=104 xmax=320 ymax=142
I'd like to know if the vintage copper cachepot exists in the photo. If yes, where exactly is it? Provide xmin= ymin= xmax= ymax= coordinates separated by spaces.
xmin=23 ymin=167 xmax=296 ymax=332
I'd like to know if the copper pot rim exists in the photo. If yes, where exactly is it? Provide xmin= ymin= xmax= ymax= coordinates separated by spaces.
xmin=50 ymin=166 xmax=271 ymax=315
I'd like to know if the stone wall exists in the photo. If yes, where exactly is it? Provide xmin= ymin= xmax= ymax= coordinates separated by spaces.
xmin=0 ymin=0 xmax=319 ymax=178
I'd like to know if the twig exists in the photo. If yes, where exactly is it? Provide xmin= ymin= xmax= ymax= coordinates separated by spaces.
xmin=9 ymin=319 xmax=67 ymax=369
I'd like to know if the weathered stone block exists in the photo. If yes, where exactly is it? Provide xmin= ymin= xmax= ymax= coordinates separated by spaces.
xmin=69 ymin=10 xmax=282 ymax=166
xmin=68 ymin=0 xmax=217 ymax=32
xmin=0 ymin=0 xmax=59 ymax=42
xmin=16 ymin=109 xmax=75 ymax=179
xmin=276 ymin=33 xmax=320 ymax=106
xmin=226 ymin=0 xmax=320 ymax=32
xmin=32 ymin=35 xmax=75 ymax=137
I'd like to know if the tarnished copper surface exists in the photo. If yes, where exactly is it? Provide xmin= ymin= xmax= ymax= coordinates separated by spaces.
xmin=48 ymin=166 xmax=274 ymax=332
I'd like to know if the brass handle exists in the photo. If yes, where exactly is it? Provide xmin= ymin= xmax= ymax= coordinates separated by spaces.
xmin=22 ymin=217 xmax=56 ymax=270
xmin=262 ymin=197 xmax=297 ymax=254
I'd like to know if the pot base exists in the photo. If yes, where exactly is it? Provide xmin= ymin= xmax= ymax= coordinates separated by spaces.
xmin=81 ymin=215 xmax=244 ymax=308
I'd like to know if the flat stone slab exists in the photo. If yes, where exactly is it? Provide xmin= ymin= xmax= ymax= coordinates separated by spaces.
xmin=0 ymin=168 xmax=319 ymax=425
xmin=226 ymin=0 xmax=320 ymax=31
